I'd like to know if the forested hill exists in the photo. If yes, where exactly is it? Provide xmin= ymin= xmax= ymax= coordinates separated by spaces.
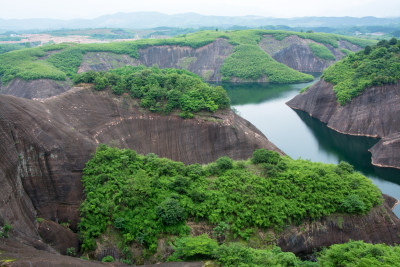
xmin=0 ymin=30 xmax=375 ymax=94
xmin=322 ymin=37 xmax=400 ymax=105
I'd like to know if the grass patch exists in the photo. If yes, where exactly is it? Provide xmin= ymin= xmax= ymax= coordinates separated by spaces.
xmin=309 ymin=43 xmax=336 ymax=60
xmin=220 ymin=44 xmax=313 ymax=83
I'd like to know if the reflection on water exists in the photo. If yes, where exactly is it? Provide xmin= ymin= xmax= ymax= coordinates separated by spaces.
xmin=224 ymin=80 xmax=400 ymax=217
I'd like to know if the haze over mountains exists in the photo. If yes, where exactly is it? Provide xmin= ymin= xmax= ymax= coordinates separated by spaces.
xmin=1 ymin=12 xmax=400 ymax=31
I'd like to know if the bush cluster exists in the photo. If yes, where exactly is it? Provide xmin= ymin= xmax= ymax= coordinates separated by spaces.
xmin=73 ymin=66 xmax=230 ymax=117
xmin=79 ymin=146 xmax=382 ymax=254
xmin=323 ymin=37 xmax=400 ymax=105
xmin=318 ymin=240 xmax=400 ymax=266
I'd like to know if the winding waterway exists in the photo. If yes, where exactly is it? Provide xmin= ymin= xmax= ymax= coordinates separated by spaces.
xmin=223 ymin=77 xmax=400 ymax=217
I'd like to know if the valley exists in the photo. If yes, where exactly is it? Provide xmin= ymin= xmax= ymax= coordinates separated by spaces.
xmin=0 ymin=27 xmax=399 ymax=266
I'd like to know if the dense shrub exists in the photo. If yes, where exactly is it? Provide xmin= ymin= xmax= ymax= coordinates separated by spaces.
xmin=101 ymin=255 xmax=114 ymax=262
xmin=317 ymin=240 xmax=400 ymax=266
xmin=214 ymin=243 xmax=309 ymax=266
xmin=79 ymin=146 xmax=382 ymax=253
xmin=251 ymin=149 xmax=280 ymax=164
xmin=156 ymin=198 xmax=186 ymax=225
xmin=215 ymin=156 xmax=234 ymax=171
xmin=168 ymin=234 xmax=219 ymax=261
xmin=74 ymin=66 xmax=230 ymax=116
xmin=323 ymin=37 xmax=400 ymax=105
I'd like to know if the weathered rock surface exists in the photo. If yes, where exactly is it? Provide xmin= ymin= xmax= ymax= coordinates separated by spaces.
xmin=259 ymin=35 xmax=360 ymax=72
xmin=0 ymin=85 xmax=279 ymax=254
xmin=78 ymin=53 xmax=137 ymax=73
xmin=0 ymin=78 xmax=71 ymax=99
xmin=287 ymin=79 xmax=400 ymax=169
xmin=38 ymin=220 xmax=79 ymax=255
xmin=78 ymin=38 xmax=234 ymax=82
xmin=278 ymin=194 xmax=400 ymax=254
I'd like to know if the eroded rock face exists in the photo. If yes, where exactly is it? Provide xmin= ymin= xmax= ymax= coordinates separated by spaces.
xmin=259 ymin=35 xmax=360 ymax=72
xmin=0 ymin=86 xmax=279 ymax=245
xmin=0 ymin=79 xmax=71 ymax=99
xmin=286 ymin=79 xmax=400 ymax=168
xmin=278 ymin=195 xmax=400 ymax=254
xmin=38 ymin=220 xmax=79 ymax=255
xmin=77 ymin=38 xmax=234 ymax=82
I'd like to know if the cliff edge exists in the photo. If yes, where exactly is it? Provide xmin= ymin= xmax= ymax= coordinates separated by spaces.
xmin=287 ymin=79 xmax=400 ymax=169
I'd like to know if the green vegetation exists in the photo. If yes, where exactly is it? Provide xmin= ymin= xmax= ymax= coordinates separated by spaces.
xmin=300 ymin=85 xmax=312 ymax=94
xmin=79 ymin=146 xmax=382 ymax=256
xmin=168 ymin=234 xmax=219 ymax=261
xmin=0 ymin=30 xmax=374 ymax=85
xmin=66 ymin=247 xmax=77 ymax=257
xmin=0 ymin=222 xmax=12 ymax=238
xmin=308 ymin=43 xmax=336 ymax=60
xmin=167 ymin=238 xmax=400 ymax=266
xmin=318 ymin=240 xmax=400 ymax=266
xmin=214 ymin=243 xmax=314 ymax=267
xmin=340 ymin=48 xmax=353 ymax=55
xmin=0 ymin=47 xmax=66 ymax=84
xmin=220 ymin=44 xmax=313 ymax=83
xmin=73 ymin=66 xmax=230 ymax=117
xmin=323 ymin=38 xmax=400 ymax=105
xmin=101 ymin=255 xmax=114 ymax=262
xmin=0 ymin=36 xmax=22 ymax=41
xmin=168 ymin=236 xmax=314 ymax=266
xmin=0 ymin=43 xmax=31 ymax=54
xmin=263 ymin=30 xmax=375 ymax=48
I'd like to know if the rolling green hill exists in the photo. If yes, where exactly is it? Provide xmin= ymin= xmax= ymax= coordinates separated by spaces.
xmin=0 ymin=30 xmax=375 ymax=85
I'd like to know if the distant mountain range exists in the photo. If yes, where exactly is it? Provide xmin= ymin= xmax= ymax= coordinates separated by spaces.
xmin=1 ymin=12 xmax=400 ymax=32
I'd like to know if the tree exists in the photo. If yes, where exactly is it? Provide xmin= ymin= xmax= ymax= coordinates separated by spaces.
xmin=364 ymin=45 xmax=371 ymax=55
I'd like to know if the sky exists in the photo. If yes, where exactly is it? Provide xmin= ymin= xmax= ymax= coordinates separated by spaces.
xmin=1 ymin=0 xmax=400 ymax=20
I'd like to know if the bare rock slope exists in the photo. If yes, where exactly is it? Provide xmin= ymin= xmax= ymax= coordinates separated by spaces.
xmin=287 ymin=79 xmax=400 ymax=169
xmin=278 ymin=194 xmax=400 ymax=254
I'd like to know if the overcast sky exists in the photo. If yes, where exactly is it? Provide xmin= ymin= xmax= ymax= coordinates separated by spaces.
xmin=1 ymin=0 xmax=399 ymax=19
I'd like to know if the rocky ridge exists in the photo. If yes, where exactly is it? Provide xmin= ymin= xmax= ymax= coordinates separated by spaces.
xmin=287 ymin=79 xmax=400 ymax=169
xmin=0 ymin=85 xmax=279 ymax=255
xmin=1 ymin=36 xmax=363 ymax=100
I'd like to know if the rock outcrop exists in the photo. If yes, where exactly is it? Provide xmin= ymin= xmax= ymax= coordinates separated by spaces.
xmin=78 ymin=38 xmax=234 ymax=82
xmin=0 ymin=85 xmax=279 ymax=253
xmin=259 ymin=35 xmax=360 ymax=72
xmin=287 ymin=79 xmax=400 ymax=169
xmin=0 ymin=78 xmax=71 ymax=99
xmin=278 ymin=194 xmax=400 ymax=254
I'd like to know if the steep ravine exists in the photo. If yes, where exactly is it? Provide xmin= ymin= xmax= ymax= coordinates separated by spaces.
xmin=287 ymin=79 xmax=400 ymax=169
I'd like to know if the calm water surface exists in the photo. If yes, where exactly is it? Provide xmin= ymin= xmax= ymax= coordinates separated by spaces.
xmin=222 ymin=78 xmax=400 ymax=217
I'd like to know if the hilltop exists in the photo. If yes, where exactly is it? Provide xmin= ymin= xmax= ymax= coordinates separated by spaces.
xmin=287 ymin=38 xmax=400 ymax=169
